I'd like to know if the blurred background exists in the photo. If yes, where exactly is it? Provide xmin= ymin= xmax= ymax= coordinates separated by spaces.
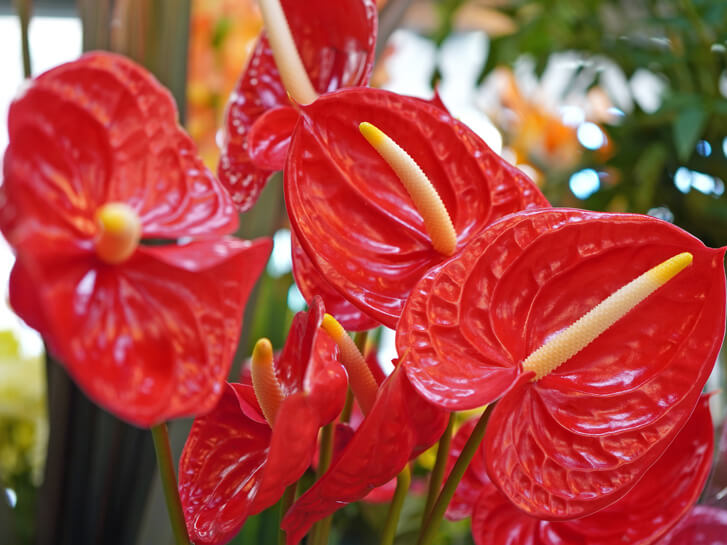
xmin=0 ymin=1 xmax=726 ymax=544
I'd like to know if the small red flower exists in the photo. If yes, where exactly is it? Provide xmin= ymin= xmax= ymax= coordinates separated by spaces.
xmin=218 ymin=0 xmax=378 ymax=211
xmin=178 ymin=298 xmax=347 ymax=545
xmin=0 ymin=52 xmax=271 ymax=427
xmin=398 ymin=208 xmax=725 ymax=518
xmin=468 ymin=395 xmax=714 ymax=545
xmin=281 ymin=364 xmax=449 ymax=544
xmin=286 ymin=87 xmax=547 ymax=329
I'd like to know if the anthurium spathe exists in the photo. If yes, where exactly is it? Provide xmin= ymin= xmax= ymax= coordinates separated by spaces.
xmin=468 ymin=395 xmax=714 ymax=545
xmin=398 ymin=208 xmax=726 ymax=519
xmin=0 ymin=52 xmax=271 ymax=428
xmin=218 ymin=0 xmax=377 ymax=211
xmin=285 ymin=87 xmax=548 ymax=329
xmin=178 ymin=297 xmax=347 ymax=545
xmin=281 ymin=363 xmax=449 ymax=544
xmin=291 ymin=230 xmax=379 ymax=331
xmin=659 ymin=506 xmax=727 ymax=545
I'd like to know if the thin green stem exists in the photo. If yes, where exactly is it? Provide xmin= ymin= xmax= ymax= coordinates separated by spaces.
xmin=416 ymin=404 xmax=495 ymax=545
xmin=150 ymin=423 xmax=191 ymax=545
xmin=380 ymin=465 xmax=411 ymax=545
xmin=13 ymin=0 xmax=32 ymax=78
xmin=423 ymin=414 xmax=454 ymax=518
xmin=309 ymin=423 xmax=336 ymax=545
xmin=340 ymin=389 xmax=354 ymax=423
xmin=278 ymin=482 xmax=298 ymax=545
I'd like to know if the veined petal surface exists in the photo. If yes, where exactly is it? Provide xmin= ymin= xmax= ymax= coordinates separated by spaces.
xmin=286 ymin=88 xmax=547 ymax=328
xmin=218 ymin=0 xmax=377 ymax=211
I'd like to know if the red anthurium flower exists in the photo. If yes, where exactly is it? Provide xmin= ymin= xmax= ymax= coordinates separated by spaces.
xmin=659 ymin=506 xmax=727 ymax=545
xmin=285 ymin=87 xmax=548 ymax=328
xmin=218 ymin=0 xmax=377 ymax=211
xmin=281 ymin=363 xmax=449 ymax=544
xmin=0 ymin=52 xmax=271 ymax=427
xmin=291 ymin=230 xmax=379 ymax=331
xmin=178 ymin=297 xmax=347 ymax=545
xmin=468 ymin=395 xmax=714 ymax=545
xmin=398 ymin=208 xmax=726 ymax=518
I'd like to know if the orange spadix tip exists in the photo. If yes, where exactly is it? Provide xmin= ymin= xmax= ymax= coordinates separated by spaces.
xmin=251 ymin=337 xmax=283 ymax=426
xmin=319 ymin=314 xmax=378 ymax=415
xmin=252 ymin=337 xmax=274 ymax=365
xmin=95 ymin=202 xmax=142 ymax=264
xmin=321 ymin=313 xmax=346 ymax=342
xmin=357 ymin=121 xmax=457 ymax=257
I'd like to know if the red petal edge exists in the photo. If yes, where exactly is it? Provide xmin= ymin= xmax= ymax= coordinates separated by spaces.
xmin=281 ymin=365 xmax=448 ymax=544
xmin=286 ymin=87 xmax=547 ymax=328
xmin=218 ymin=0 xmax=377 ymax=211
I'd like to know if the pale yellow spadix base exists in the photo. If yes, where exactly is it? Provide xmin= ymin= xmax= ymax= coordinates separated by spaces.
xmin=258 ymin=0 xmax=318 ymax=105
xmin=523 ymin=252 xmax=693 ymax=381
xmin=95 ymin=202 xmax=142 ymax=264
xmin=359 ymin=122 xmax=457 ymax=257
xmin=321 ymin=314 xmax=378 ymax=415
xmin=251 ymin=338 xmax=284 ymax=426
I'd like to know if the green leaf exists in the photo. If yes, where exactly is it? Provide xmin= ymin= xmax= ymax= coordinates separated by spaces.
xmin=673 ymin=105 xmax=708 ymax=161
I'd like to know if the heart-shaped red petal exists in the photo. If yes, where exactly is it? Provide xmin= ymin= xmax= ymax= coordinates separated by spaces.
xmin=286 ymin=88 xmax=547 ymax=328
xmin=281 ymin=365 xmax=448 ymax=544
xmin=218 ymin=0 xmax=377 ymax=211
xmin=291 ymin=231 xmax=380 ymax=331
xmin=659 ymin=506 xmax=727 ymax=545
xmin=2 ymin=53 xmax=238 ymax=242
xmin=471 ymin=395 xmax=714 ymax=545
xmin=10 ymin=236 xmax=270 ymax=427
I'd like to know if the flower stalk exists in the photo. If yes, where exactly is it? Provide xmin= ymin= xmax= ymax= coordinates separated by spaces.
xmin=423 ymin=414 xmax=454 ymax=518
xmin=380 ymin=465 xmax=411 ymax=545
xmin=150 ymin=423 xmax=191 ymax=545
xmin=416 ymin=404 xmax=495 ymax=545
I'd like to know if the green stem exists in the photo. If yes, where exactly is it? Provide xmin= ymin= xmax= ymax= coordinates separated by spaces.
xmin=416 ymin=404 xmax=495 ymax=545
xmin=278 ymin=482 xmax=298 ymax=545
xmin=340 ymin=389 xmax=354 ymax=423
xmin=380 ymin=465 xmax=411 ymax=545
xmin=423 ymin=414 xmax=454 ymax=518
xmin=150 ymin=423 xmax=191 ymax=545
xmin=13 ymin=0 xmax=32 ymax=78
xmin=309 ymin=423 xmax=336 ymax=545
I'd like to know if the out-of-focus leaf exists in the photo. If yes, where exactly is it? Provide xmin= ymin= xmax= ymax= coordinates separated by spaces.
xmin=674 ymin=104 xmax=708 ymax=161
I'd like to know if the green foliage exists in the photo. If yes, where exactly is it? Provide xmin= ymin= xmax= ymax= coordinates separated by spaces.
xmin=434 ymin=0 xmax=727 ymax=245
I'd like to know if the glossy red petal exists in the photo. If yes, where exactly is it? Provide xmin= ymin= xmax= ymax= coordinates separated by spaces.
xmin=179 ymin=384 xmax=271 ymax=545
xmin=247 ymin=106 xmax=299 ymax=171
xmin=286 ymin=87 xmax=547 ymax=328
xmin=398 ymin=213 xmax=529 ymax=409
xmin=14 ymin=236 xmax=270 ymax=427
xmin=479 ymin=209 xmax=725 ymax=518
xmin=3 ymin=53 xmax=237 ymax=241
xmin=472 ymin=488 xmax=544 ymax=545
xmin=281 ymin=365 xmax=448 ymax=544
xmin=445 ymin=417 xmax=491 ymax=521
xmin=218 ymin=0 xmax=377 ymax=211
xmin=291 ymin=231 xmax=380 ymax=331
xmin=471 ymin=396 xmax=714 ymax=545
xmin=659 ymin=506 xmax=727 ymax=545
xmin=550 ymin=395 xmax=714 ymax=545
xmin=275 ymin=296 xmax=347 ymax=425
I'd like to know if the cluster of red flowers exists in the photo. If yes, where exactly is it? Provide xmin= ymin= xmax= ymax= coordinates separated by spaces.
xmin=2 ymin=0 xmax=727 ymax=544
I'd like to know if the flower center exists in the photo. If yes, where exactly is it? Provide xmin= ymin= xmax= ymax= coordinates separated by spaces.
xmin=258 ymin=0 xmax=318 ymax=105
xmin=251 ymin=338 xmax=284 ymax=426
xmin=321 ymin=314 xmax=378 ymax=415
xmin=94 ymin=202 xmax=142 ymax=264
xmin=522 ymin=252 xmax=693 ymax=381
xmin=359 ymin=122 xmax=457 ymax=257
